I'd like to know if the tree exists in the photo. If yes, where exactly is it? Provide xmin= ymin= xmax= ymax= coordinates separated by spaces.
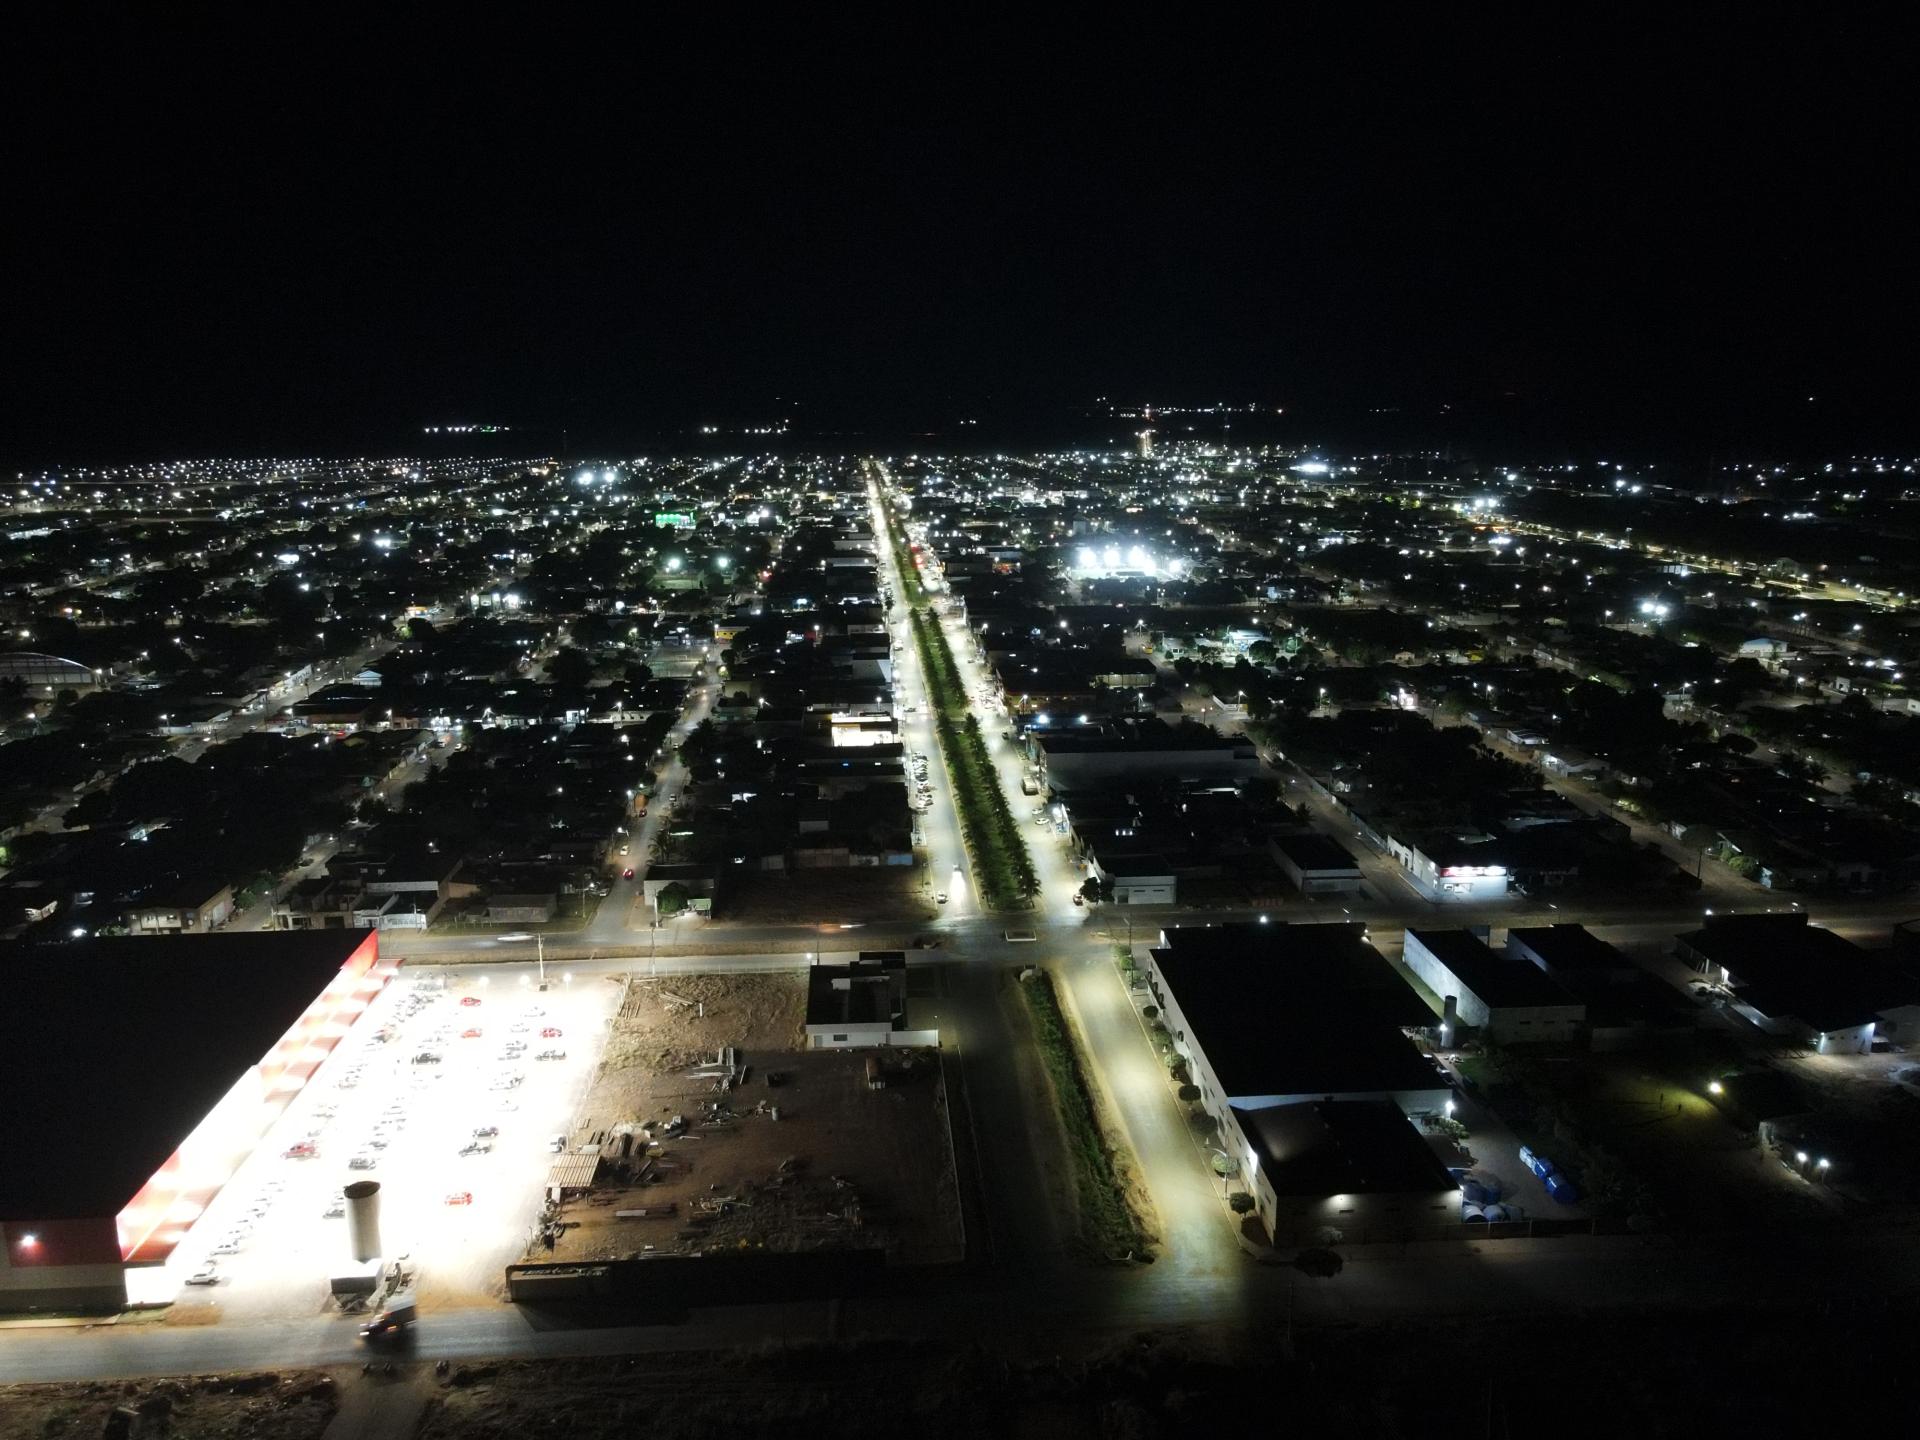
xmin=1228 ymin=1191 xmax=1256 ymax=1215
xmin=547 ymin=647 xmax=594 ymax=688
xmin=1172 ymin=656 xmax=1197 ymax=682
xmin=1248 ymin=639 xmax=1277 ymax=664
xmin=1078 ymin=875 xmax=1109 ymax=905
xmin=1717 ymin=732 xmax=1757 ymax=757
xmin=655 ymin=881 xmax=691 ymax=917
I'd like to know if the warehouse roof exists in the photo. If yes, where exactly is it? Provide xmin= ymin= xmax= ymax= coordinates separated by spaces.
xmin=1150 ymin=925 xmax=1441 ymax=1100
xmin=1236 ymin=1100 xmax=1460 ymax=1198
xmin=1677 ymin=915 xmax=1920 ymax=1034
xmin=0 ymin=931 xmax=372 ymax=1220
xmin=1408 ymin=928 xmax=1579 ymax=1009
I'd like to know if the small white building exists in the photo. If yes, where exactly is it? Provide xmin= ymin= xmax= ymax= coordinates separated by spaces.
xmin=804 ymin=954 xmax=940 ymax=1049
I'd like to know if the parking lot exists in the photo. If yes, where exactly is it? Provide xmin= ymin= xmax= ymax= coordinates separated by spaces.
xmin=143 ymin=965 xmax=617 ymax=1319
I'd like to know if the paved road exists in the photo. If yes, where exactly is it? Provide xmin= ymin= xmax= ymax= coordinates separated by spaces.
xmin=582 ymin=670 xmax=716 ymax=944
xmin=8 ymin=1215 xmax=1918 ymax=1382
xmin=867 ymin=461 xmax=976 ymax=919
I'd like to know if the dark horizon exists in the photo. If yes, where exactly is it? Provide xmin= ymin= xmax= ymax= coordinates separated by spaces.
xmin=8 ymin=12 xmax=1917 ymax=466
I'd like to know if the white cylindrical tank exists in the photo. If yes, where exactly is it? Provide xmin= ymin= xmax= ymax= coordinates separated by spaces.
xmin=344 ymin=1180 xmax=382 ymax=1262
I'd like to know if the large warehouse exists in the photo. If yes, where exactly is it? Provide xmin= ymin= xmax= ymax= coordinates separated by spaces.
xmin=0 ymin=930 xmax=394 ymax=1312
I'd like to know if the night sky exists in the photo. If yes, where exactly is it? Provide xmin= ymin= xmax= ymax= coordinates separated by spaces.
xmin=8 ymin=10 xmax=1915 ymax=461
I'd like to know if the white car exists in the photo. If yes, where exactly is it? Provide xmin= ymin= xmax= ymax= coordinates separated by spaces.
xmin=185 ymin=1269 xmax=220 ymax=1287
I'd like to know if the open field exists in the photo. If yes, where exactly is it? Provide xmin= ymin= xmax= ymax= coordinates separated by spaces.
xmin=413 ymin=1299 xmax=1920 ymax=1439
xmin=548 ymin=974 xmax=962 ymax=1264
xmin=0 ymin=1371 xmax=336 ymax=1440
xmin=716 ymin=868 xmax=932 ymax=926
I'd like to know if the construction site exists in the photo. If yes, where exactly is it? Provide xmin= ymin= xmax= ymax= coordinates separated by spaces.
xmin=532 ymin=972 xmax=963 ymax=1268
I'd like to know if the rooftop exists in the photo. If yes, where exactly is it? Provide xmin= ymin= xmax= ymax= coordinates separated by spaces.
xmin=1235 ymin=1099 xmax=1460 ymax=1199
xmin=1151 ymin=925 xmax=1441 ymax=1099
xmin=1678 ymin=914 xmax=1920 ymax=1033
xmin=1270 ymin=831 xmax=1362 ymax=874
xmin=1408 ymin=928 xmax=1580 ymax=1009
xmin=1506 ymin=924 xmax=1634 ymax=977
xmin=0 ymin=931 xmax=374 ymax=1220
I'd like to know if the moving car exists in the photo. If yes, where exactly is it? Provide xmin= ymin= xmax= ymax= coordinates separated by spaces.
xmin=935 ymin=892 xmax=948 ymax=904
xmin=359 ymin=1294 xmax=416 ymax=1341
xmin=622 ymin=867 xmax=635 ymax=879
xmin=459 ymin=995 xmax=483 ymax=1007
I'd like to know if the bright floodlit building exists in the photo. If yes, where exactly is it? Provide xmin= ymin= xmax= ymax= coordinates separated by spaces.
xmin=0 ymin=930 xmax=393 ymax=1311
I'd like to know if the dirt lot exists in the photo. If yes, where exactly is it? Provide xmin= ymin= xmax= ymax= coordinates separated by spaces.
xmin=0 ymin=1371 xmax=336 ymax=1440
xmin=716 ymin=868 xmax=932 ymax=925
xmin=546 ymin=973 xmax=962 ymax=1265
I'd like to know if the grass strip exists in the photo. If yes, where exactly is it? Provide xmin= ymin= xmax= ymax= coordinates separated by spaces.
xmin=911 ymin=607 xmax=1037 ymax=908
xmin=1019 ymin=968 xmax=1151 ymax=1261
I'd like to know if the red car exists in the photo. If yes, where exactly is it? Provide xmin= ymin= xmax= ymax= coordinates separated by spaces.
xmin=460 ymin=996 xmax=482 ymax=1007
xmin=541 ymin=1026 xmax=562 ymax=1038
xmin=622 ymin=867 xmax=635 ymax=880
xmin=444 ymin=1191 xmax=473 ymax=1206
xmin=461 ymin=1028 xmax=481 ymax=1039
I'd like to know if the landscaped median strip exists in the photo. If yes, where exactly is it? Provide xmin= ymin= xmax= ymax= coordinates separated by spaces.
xmin=909 ymin=607 xmax=1038 ymax=910
xmin=1018 ymin=967 xmax=1153 ymax=1261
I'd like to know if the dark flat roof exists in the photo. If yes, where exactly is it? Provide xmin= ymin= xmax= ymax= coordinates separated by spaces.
xmin=1678 ymin=919 xmax=1919 ymax=1033
xmin=1157 ymin=924 xmax=1433 ymax=1026
xmin=1408 ymin=928 xmax=1578 ymax=1009
xmin=1506 ymin=924 xmax=1632 ymax=976
xmin=1150 ymin=925 xmax=1440 ymax=1099
xmin=1270 ymin=832 xmax=1361 ymax=874
xmin=1236 ymin=1100 xmax=1460 ymax=1199
xmin=0 ymin=932 xmax=370 ymax=1220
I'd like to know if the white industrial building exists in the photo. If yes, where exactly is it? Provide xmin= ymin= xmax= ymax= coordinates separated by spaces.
xmin=1401 ymin=929 xmax=1587 ymax=1044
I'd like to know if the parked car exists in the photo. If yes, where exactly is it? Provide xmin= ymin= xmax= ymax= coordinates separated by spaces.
xmin=282 ymin=1141 xmax=317 ymax=1160
xmin=459 ymin=996 xmax=482 ymax=1007
xmin=536 ymin=1048 xmax=566 ymax=1061
xmin=444 ymin=1191 xmax=473 ymax=1206
xmin=540 ymin=1026 xmax=562 ymax=1038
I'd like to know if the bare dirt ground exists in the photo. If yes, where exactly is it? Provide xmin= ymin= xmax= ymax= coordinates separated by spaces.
xmin=0 ymin=1371 xmax=337 ymax=1440
xmin=545 ymin=974 xmax=962 ymax=1265
xmin=716 ymin=868 xmax=932 ymax=925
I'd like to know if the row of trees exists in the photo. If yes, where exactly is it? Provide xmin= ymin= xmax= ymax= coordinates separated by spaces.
xmin=910 ymin=608 xmax=1037 ymax=909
